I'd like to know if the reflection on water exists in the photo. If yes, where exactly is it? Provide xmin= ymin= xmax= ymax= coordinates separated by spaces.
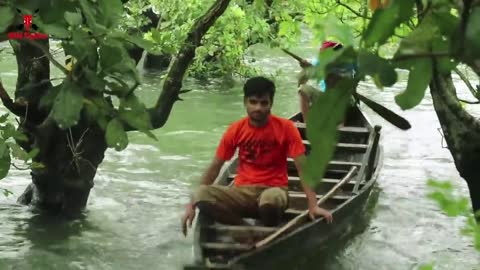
xmin=1 ymin=44 xmax=480 ymax=269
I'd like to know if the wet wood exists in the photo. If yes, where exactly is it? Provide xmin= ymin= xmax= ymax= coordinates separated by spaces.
xmin=202 ymin=242 xmax=252 ymax=252
xmin=255 ymin=166 xmax=358 ymax=248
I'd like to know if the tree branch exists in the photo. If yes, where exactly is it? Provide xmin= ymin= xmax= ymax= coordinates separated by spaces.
xmin=336 ymin=0 xmax=371 ymax=19
xmin=0 ymin=79 xmax=27 ymax=117
xmin=458 ymin=98 xmax=480 ymax=104
xmin=135 ymin=0 xmax=232 ymax=131
xmin=453 ymin=67 xmax=479 ymax=101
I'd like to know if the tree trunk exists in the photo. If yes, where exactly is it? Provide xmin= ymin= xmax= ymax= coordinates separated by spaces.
xmin=19 ymin=120 xmax=107 ymax=214
xmin=430 ymin=67 xmax=480 ymax=221
xmin=10 ymin=0 xmax=233 ymax=215
xmin=7 ymin=39 xmax=106 ymax=214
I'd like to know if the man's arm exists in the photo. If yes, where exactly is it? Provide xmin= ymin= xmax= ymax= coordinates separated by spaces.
xmin=182 ymin=156 xmax=226 ymax=236
xmin=292 ymin=154 xmax=333 ymax=223
xmin=200 ymin=157 xmax=225 ymax=185
xmin=292 ymin=155 xmax=317 ymax=209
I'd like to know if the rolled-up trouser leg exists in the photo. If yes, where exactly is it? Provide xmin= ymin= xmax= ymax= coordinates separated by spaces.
xmin=193 ymin=185 xmax=257 ymax=225
xmin=258 ymin=187 xmax=288 ymax=226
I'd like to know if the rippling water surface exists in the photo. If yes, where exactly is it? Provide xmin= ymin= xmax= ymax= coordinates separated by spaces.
xmin=1 ymin=40 xmax=480 ymax=270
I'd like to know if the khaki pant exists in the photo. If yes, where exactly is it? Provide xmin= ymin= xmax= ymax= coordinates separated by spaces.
xmin=193 ymin=185 xmax=288 ymax=218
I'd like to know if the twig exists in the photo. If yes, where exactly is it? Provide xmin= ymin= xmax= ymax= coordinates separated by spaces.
xmin=336 ymin=0 xmax=372 ymax=19
xmin=437 ymin=127 xmax=448 ymax=148
xmin=453 ymin=67 xmax=479 ymax=101
xmin=11 ymin=163 xmax=30 ymax=170
xmin=458 ymin=98 xmax=480 ymax=104
xmin=22 ymin=39 xmax=69 ymax=75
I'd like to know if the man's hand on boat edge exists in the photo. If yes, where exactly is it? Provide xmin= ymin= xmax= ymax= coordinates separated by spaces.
xmin=182 ymin=203 xmax=196 ymax=237
xmin=308 ymin=206 xmax=333 ymax=224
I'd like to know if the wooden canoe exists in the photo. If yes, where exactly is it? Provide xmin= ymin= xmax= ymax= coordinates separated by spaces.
xmin=184 ymin=105 xmax=383 ymax=270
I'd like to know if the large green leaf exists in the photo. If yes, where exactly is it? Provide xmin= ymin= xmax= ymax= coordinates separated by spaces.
xmin=396 ymin=15 xmax=438 ymax=54
xmin=395 ymin=59 xmax=433 ymax=110
xmin=35 ymin=21 xmax=70 ymax=38
xmin=84 ymin=68 xmax=106 ymax=91
xmin=465 ymin=7 xmax=480 ymax=58
xmin=432 ymin=9 xmax=459 ymax=36
xmin=39 ymin=83 xmax=62 ymax=109
xmin=0 ymin=142 xmax=10 ymax=180
xmin=72 ymin=30 xmax=98 ymax=68
xmin=64 ymin=11 xmax=83 ymax=26
xmin=363 ymin=0 xmax=415 ymax=47
xmin=358 ymin=50 xmax=397 ymax=88
xmin=119 ymin=94 xmax=153 ymax=131
xmin=0 ymin=114 xmax=9 ymax=123
xmin=303 ymin=79 xmax=356 ymax=187
xmin=1 ymin=123 xmax=17 ymax=140
xmin=0 ymin=6 xmax=14 ymax=33
xmin=105 ymin=118 xmax=128 ymax=151
xmin=51 ymin=80 xmax=84 ymax=129
xmin=99 ymin=0 xmax=123 ymax=28
xmin=39 ymin=0 xmax=77 ymax=23
xmin=109 ymin=31 xmax=155 ymax=52
xmin=79 ymin=0 xmax=99 ymax=31
xmin=9 ymin=143 xmax=28 ymax=161
xmin=322 ymin=14 xmax=354 ymax=47
xmin=431 ymin=36 xmax=458 ymax=73
xmin=99 ymin=43 xmax=124 ymax=70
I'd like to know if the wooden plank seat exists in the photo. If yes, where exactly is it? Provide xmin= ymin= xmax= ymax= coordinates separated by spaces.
xmin=302 ymin=140 xmax=368 ymax=153
xmin=293 ymin=122 xmax=369 ymax=134
xmin=286 ymin=159 xmax=362 ymax=171
xmin=201 ymin=242 xmax=252 ymax=252
xmin=207 ymin=224 xmax=277 ymax=240
xmin=293 ymin=122 xmax=370 ymax=143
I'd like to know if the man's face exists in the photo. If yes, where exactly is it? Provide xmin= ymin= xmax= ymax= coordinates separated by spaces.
xmin=244 ymin=94 xmax=272 ymax=124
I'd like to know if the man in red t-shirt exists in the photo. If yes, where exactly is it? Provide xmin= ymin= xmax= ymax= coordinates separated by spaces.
xmin=182 ymin=77 xmax=332 ymax=236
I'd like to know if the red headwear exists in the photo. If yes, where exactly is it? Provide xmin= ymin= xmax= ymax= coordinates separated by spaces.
xmin=320 ymin=41 xmax=341 ymax=51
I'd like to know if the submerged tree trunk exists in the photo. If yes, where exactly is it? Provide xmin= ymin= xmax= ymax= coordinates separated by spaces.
xmin=6 ymin=0 xmax=233 ymax=215
xmin=430 ymin=67 xmax=480 ymax=221
xmin=8 ymin=40 xmax=108 ymax=213
xmin=19 ymin=120 xmax=107 ymax=214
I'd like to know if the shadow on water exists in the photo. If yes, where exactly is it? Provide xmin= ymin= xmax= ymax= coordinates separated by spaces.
xmin=12 ymin=209 xmax=98 ymax=252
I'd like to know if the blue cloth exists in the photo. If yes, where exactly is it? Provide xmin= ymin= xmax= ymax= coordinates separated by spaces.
xmin=310 ymin=58 xmax=357 ymax=92
xmin=311 ymin=58 xmax=326 ymax=92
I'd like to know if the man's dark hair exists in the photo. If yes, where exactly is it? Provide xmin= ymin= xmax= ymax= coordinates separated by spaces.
xmin=243 ymin=76 xmax=275 ymax=101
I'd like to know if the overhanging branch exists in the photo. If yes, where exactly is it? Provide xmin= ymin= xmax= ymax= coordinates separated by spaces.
xmin=0 ymin=79 xmax=27 ymax=117
xmin=129 ymin=0 xmax=232 ymax=131
xmin=336 ymin=0 xmax=371 ymax=19
xmin=458 ymin=98 xmax=480 ymax=104
xmin=453 ymin=67 xmax=479 ymax=101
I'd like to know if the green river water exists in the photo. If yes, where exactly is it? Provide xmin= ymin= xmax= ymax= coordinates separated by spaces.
xmin=1 ymin=39 xmax=480 ymax=270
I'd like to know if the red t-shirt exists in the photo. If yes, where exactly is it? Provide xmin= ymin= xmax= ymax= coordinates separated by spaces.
xmin=216 ymin=114 xmax=305 ymax=187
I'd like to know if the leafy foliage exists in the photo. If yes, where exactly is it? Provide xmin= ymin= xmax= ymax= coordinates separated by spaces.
xmin=298 ymin=0 xmax=480 ymax=189
xmin=427 ymin=179 xmax=480 ymax=252
xmin=0 ymin=0 xmax=154 ymax=146
xmin=0 ymin=113 xmax=41 ymax=182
